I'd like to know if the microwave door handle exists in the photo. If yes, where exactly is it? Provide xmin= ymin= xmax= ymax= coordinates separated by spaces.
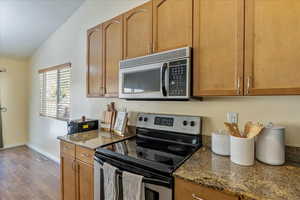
xmin=161 ymin=63 xmax=168 ymax=97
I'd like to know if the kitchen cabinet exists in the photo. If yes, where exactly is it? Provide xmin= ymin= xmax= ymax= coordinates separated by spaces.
xmin=153 ymin=0 xmax=193 ymax=52
xmin=175 ymin=177 xmax=238 ymax=200
xmin=60 ymin=154 xmax=76 ymax=200
xmin=77 ymin=160 xmax=94 ymax=200
xmin=60 ymin=141 xmax=94 ymax=200
xmin=193 ymin=0 xmax=244 ymax=96
xmin=244 ymin=0 xmax=300 ymax=95
xmin=103 ymin=15 xmax=123 ymax=97
xmin=87 ymin=25 xmax=104 ymax=97
xmin=123 ymin=1 xmax=153 ymax=59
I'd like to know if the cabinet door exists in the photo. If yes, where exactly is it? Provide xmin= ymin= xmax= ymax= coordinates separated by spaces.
xmin=153 ymin=0 xmax=193 ymax=52
xmin=103 ymin=16 xmax=123 ymax=97
xmin=193 ymin=0 xmax=244 ymax=96
xmin=87 ymin=25 xmax=104 ymax=97
xmin=124 ymin=2 xmax=153 ymax=59
xmin=60 ymin=155 xmax=76 ymax=200
xmin=76 ymin=160 xmax=94 ymax=200
xmin=245 ymin=0 xmax=300 ymax=95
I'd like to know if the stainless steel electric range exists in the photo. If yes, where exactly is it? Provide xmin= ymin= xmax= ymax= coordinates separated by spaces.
xmin=94 ymin=113 xmax=202 ymax=200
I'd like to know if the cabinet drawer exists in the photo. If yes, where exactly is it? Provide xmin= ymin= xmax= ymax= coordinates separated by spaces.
xmin=76 ymin=145 xmax=95 ymax=165
xmin=61 ymin=141 xmax=75 ymax=158
xmin=175 ymin=178 xmax=238 ymax=200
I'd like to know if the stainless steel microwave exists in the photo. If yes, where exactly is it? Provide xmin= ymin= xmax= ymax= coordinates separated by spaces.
xmin=119 ymin=47 xmax=191 ymax=100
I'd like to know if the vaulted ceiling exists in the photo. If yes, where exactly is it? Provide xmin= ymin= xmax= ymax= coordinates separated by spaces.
xmin=0 ymin=0 xmax=85 ymax=58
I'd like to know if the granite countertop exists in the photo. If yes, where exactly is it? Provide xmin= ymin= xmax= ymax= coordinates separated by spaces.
xmin=174 ymin=147 xmax=300 ymax=200
xmin=57 ymin=130 xmax=135 ymax=150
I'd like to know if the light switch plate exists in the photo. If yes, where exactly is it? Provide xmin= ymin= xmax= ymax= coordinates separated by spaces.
xmin=227 ymin=112 xmax=239 ymax=124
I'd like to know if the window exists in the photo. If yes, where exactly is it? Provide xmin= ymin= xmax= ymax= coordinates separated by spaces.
xmin=39 ymin=63 xmax=71 ymax=120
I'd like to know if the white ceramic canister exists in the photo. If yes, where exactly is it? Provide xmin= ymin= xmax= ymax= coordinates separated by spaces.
xmin=212 ymin=131 xmax=230 ymax=156
xmin=256 ymin=123 xmax=285 ymax=165
xmin=230 ymin=135 xmax=255 ymax=166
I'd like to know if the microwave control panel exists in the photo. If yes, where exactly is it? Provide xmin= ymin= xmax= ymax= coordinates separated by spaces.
xmin=169 ymin=59 xmax=187 ymax=96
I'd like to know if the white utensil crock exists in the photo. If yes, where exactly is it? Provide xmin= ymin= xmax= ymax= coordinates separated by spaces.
xmin=230 ymin=136 xmax=255 ymax=166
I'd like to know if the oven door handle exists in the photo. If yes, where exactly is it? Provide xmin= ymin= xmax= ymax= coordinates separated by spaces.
xmin=161 ymin=63 xmax=168 ymax=97
xmin=94 ymin=155 xmax=171 ymax=187
xmin=94 ymin=156 xmax=104 ymax=165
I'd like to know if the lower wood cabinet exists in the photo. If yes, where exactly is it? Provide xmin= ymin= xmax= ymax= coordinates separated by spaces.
xmin=175 ymin=177 xmax=238 ymax=200
xmin=61 ymin=155 xmax=76 ymax=200
xmin=77 ymin=160 xmax=94 ymax=200
xmin=60 ymin=141 xmax=94 ymax=200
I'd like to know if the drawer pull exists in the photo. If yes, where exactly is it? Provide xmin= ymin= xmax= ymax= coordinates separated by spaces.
xmin=192 ymin=194 xmax=204 ymax=200
xmin=64 ymin=146 xmax=71 ymax=150
xmin=81 ymin=153 xmax=90 ymax=157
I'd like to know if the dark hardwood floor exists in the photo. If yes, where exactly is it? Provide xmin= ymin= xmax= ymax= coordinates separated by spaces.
xmin=0 ymin=146 xmax=59 ymax=200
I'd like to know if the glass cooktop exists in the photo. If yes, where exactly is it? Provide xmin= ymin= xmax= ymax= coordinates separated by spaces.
xmin=96 ymin=135 xmax=198 ymax=174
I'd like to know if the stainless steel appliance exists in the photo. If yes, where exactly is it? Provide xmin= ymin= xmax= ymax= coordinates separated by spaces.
xmin=119 ymin=47 xmax=191 ymax=100
xmin=94 ymin=113 xmax=202 ymax=200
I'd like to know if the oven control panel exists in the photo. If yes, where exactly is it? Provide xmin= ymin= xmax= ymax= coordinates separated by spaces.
xmin=168 ymin=60 xmax=187 ymax=97
xmin=136 ymin=113 xmax=202 ymax=135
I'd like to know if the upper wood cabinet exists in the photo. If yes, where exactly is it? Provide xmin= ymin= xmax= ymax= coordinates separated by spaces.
xmin=153 ymin=0 xmax=193 ymax=52
xmin=193 ymin=0 xmax=244 ymax=96
xmin=103 ymin=15 xmax=123 ymax=97
xmin=244 ymin=0 xmax=300 ymax=95
xmin=123 ymin=2 xmax=153 ymax=59
xmin=87 ymin=25 xmax=104 ymax=97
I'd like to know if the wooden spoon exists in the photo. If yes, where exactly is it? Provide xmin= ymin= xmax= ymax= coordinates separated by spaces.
xmin=224 ymin=122 xmax=243 ymax=138
xmin=245 ymin=122 xmax=264 ymax=138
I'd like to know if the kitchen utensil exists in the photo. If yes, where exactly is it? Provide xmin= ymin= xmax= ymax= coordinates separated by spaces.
xmin=245 ymin=122 xmax=264 ymax=138
xmin=256 ymin=123 xmax=285 ymax=165
xmin=224 ymin=122 xmax=243 ymax=137
xmin=230 ymin=135 xmax=255 ymax=166
xmin=101 ymin=102 xmax=117 ymax=131
xmin=212 ymin=131 xmax=230 ymax=156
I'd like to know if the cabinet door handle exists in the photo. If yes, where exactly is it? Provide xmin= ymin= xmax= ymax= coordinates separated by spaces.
xmin=192 ymin=193 xmax=204 ymax=200
xmin=246 ymin=76 xmax=251 ymax=95
xmin=237 ymin=77 xmax=241 ymax=95
xmin=148 ymin=44 xmax=152 ymax=54
xmin=72 ymin=160 xmax=75 ymax=170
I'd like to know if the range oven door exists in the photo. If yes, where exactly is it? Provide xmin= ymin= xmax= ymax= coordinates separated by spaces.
xmin=94 ymin=156 xmax=172 ymax=200
xmin=119 ymin=62 xmax=167 ymax=100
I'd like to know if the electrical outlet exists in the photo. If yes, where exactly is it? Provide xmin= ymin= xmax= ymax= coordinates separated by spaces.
xmin=227 ymin=112 xmax=239 ymax=124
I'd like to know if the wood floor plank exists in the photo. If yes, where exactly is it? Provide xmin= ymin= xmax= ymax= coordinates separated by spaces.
xmin=0 ymin=146 xmax=59 ymax=200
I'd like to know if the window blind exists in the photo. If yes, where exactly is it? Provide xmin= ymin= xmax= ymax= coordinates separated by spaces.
xmin=39 ymin=63 xmax=71 ymax=120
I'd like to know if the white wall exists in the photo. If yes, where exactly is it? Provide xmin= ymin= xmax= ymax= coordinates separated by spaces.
xmin=0 ymin=57 xmax=29 ymax=148
xmin=29 ymin=0 xmax=300 ymax=161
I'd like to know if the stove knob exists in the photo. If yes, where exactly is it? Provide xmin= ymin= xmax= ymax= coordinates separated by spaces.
xmin=144 ymin=117 xmax=148 ymax=122
xmin=183 ymin=121 xmax=188 ymax=126
xmin=138 ymin=117 xmax=143 ymax=121
xmin=190 ymin=121 xmax=196 ymax=127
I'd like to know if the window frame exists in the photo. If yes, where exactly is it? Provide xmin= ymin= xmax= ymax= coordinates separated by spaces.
xmin=38 ymin=63 xmax=71 ymax=121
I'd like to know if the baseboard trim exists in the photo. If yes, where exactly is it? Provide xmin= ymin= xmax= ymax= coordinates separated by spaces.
xmin=0 ymin=143 xmax=26 ymax=150
xmin=26 ymin=144 xmax=60 ymax=164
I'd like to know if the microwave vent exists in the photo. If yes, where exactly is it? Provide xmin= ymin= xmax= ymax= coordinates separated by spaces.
xmin=120 ymin=47 xmax=191 ymax=69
